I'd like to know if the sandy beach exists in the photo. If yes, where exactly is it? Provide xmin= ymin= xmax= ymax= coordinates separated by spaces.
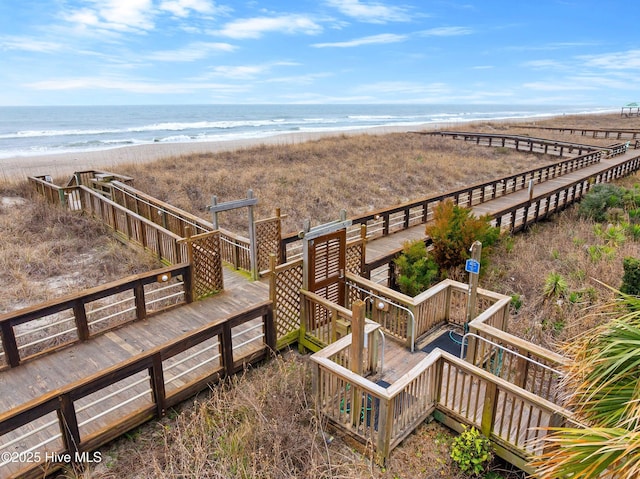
xmin=0 ymin=124 xmax=427 ymax=182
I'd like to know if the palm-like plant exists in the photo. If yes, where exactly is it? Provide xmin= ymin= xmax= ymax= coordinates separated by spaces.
xmin=531 ymin=293 xmax=640 ymax=478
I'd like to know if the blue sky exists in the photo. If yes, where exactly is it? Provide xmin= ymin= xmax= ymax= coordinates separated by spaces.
xmin=1 ymin=0 xmax=639 ymax=106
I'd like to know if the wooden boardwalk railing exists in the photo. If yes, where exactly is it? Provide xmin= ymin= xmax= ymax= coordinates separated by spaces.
xmin=78 ymin=186 xmax=189 ymax=265
xmin=487 ymin=155 xmax=640 ymax=232
xmin=280 ymin=149 xmax=604 ymax=262
xmin=518 ymin=125 xmax=640 ymax=141
xmin=0 ymin=301 xmax=274 ymax=479
xmin=108 ymin=181 xmax=256 ymax=273
xmin=0 ymin=264 xmax=192 ymax=369
xmin=421 ymin=131 xmax=601 ymax=156
xmin=312 ymin=336 xmax=578 ymax=471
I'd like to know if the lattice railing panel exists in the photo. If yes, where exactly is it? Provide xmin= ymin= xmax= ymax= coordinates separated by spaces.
xmin=273 ymin=260 xmax=303 ymax=340
xmin=190 ymin=232 xmax=224 ymax=299
xmin=256 ymin=216 xmax=282 ymax=272
xmin=346 ymin=239 xmax=365 ymax=276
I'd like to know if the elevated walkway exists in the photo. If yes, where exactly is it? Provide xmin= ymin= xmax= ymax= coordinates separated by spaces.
xmin=2 ymin=137 xmax=640 ymax=478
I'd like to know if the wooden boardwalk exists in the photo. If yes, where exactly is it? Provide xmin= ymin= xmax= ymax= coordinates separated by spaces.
xmin=0 ymin=269 xmax=268 ymax=412
xmin=2 ymin=143 xmax=640 ymax=478
xmin=364 ymin=149 xmax=640 ymax=266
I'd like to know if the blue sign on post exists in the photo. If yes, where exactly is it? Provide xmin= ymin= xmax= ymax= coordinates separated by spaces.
xmin=465 ymin=258 xmax=480 ymax=274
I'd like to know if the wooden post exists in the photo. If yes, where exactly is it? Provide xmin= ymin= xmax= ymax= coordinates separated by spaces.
xmin=150 ymin=354 xmax=167 ymax=417
xmin=209 ymin=195 xmax=219 ymax=230
xmin=1 ymin=322 xmax=20 ymax=368
xmin=58 ymin=393 xmax=81 ymax=457
xmin=351 ymin=300 xmax=365 ymax=376
xmin=134 ymin=282 xmax=147 ymax=321
xmin=73 ymin=300 xmax=90 ymax=341
xmin=248 ymin=189 xmax=259 ymax=280
xmin=264 ymin=305 xmax=276 ymax=351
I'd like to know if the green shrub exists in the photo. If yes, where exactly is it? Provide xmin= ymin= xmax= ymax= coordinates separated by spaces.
xmin=426 ymin=200 xmax=500 ymax=272
xmin=543 ymin=272 xmax=568 ymax=298
xmin=628 ymin=208 xmax=640 ymax=224
xmin=621 ymin=257 xmax=640 ymax=296
xmin=510 ymin=293 xmax=523 ymax=312
xmin=626 ymin=223 xmax=640 ymax=240
xmin=578 ymin=184 xmax=625 ymax=222
xmin=587 ymin=244 xmax=616 ymax=263
xmin=450 ymin=425 xmax=493 ymax=476
xmin=394 ymin=240 xmax=439 ymax=296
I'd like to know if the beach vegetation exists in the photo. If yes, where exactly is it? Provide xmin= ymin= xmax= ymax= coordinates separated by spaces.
xmin=394 ymin=240 xmax=439 ymax=296
xmin=426 ymin=200 xmax=500 ymax=274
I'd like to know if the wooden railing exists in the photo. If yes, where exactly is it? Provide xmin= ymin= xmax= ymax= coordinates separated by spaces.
xmin=28 ymin=176 xmax=81 ymax=210
xmin=280 ymin=150 xmax=603 ymax=261
xmin=342 ymin=274 xmax=509 ymax=349
xmin=463 ymin=326 xmax=566 ymax=404
xmin=108 ymin=181 xmax=253 ymax=272
xmin=424 ymin=131 xmax=599 ymax=156
xmin=519 ymin=125 xmax=640 ymax=141
xmin=312 ymin=341 xmax=578 ymax=471
xmin=0 ymin=302 xmax=274 ymax=479
xmin=490 ymin=155 xmax=640 ymax=233
xmin=0 ymin=264 xmax=192 ymax=369
xmin=301 ymin=290 xmax=354 ymax=350
xmin=78 ymin=186 xmax=188 ymax=265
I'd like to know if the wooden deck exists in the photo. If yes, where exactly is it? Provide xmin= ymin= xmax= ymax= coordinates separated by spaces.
xmin=0 ymin=268 xmax=270 ymax=479
xmin=0 ymin=268 xmax=268 ymax=411
xmin=364 ymin=148 xmax=640 ymax=266
xmin=4 ymin=142 xmax=640 ymax=478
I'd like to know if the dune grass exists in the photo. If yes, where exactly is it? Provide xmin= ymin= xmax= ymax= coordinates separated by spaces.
xmin=2 ymin=113 xmax=639 ymax=478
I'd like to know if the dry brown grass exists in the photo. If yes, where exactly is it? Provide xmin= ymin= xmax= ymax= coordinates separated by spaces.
xmin=485 ymin=173 xmax=640 ymax=351
xmin=3 ymin=113 xmax=639 ymax=478
xmin=0 ymin=184 xmax=161 ymax=313
xmin=116 ymin=132 xmax=555 ymax=234
xmin=63 ymin=353 xmax=500 ymax=479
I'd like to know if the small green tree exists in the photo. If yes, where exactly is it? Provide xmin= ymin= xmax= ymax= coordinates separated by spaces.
xmin=450 ymin=425 xmax=493 ymax=476
xmin=426 ymin=200 xmax=500 ymax=272
xmin=394 ymin=240 xmax=439 ymax=296
xmin=578 ymin=184 xmax=625 ymax=222
xmin=621 ymin=257 xmax=640 ymax=296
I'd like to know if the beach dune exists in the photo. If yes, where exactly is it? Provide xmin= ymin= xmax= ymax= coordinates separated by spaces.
xmin=0 ymin=125 xmax=423 ymax=181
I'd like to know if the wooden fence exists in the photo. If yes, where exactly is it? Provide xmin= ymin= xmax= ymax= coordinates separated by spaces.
xmin=519 ymin=125 xmax=640 ymax=141
xmin=280 ymin=150 xmax=604 ymax=261
xmin=0 ymin=264 xmax=191 ymax=369
xmin=78 ymin=186 xmax=188 ymax=265
xmin=423 ymin=131 xmax=600 ymax=156
xmin=312 ymin=341 xmax=578 ymax=471
xmin=0 ymin=302 xmax=274 ymax=479
xmin=342 ymin=274 xmax=509 ymax=350
xmin=490 ymin=155 xmax=640 ymax=233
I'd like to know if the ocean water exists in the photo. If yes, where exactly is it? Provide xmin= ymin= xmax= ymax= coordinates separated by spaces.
xmin=0 ymin=104 xmax=612 ymax=159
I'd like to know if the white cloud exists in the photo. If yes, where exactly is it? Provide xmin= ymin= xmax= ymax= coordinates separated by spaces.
xmin=357 ymin=81 xmax=451 ymax=96
xmin=149 ymin=42 xmax=236 ymax=61
xmin=578 ymin=49 xmax=640 ymax=70
xmin=26 ymin=77 xmax=247 ymax=94
xmin=205 ymin=62 xmax=298 ymax=79
xmin=522 ymin=59 xmax=566 ymax=69
xmin=523 ymin=80 xmax=597 ymax=91
xmin=0 ymin=36 xmax=63 ymax=53
xmin=64 ymin=0 xmax=155 ymax=33
xmin=159 ymin=0 xmax=219 ymax=17
xmin=213 ymin=15 xmax=323 ymax=39
xmin=420 ymin=26 xmax=473 ymax=36
xmin=325 ymin=0 xmax=411 ymax=23
xmin=312 ymin=33 xmax=407 ymax=48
